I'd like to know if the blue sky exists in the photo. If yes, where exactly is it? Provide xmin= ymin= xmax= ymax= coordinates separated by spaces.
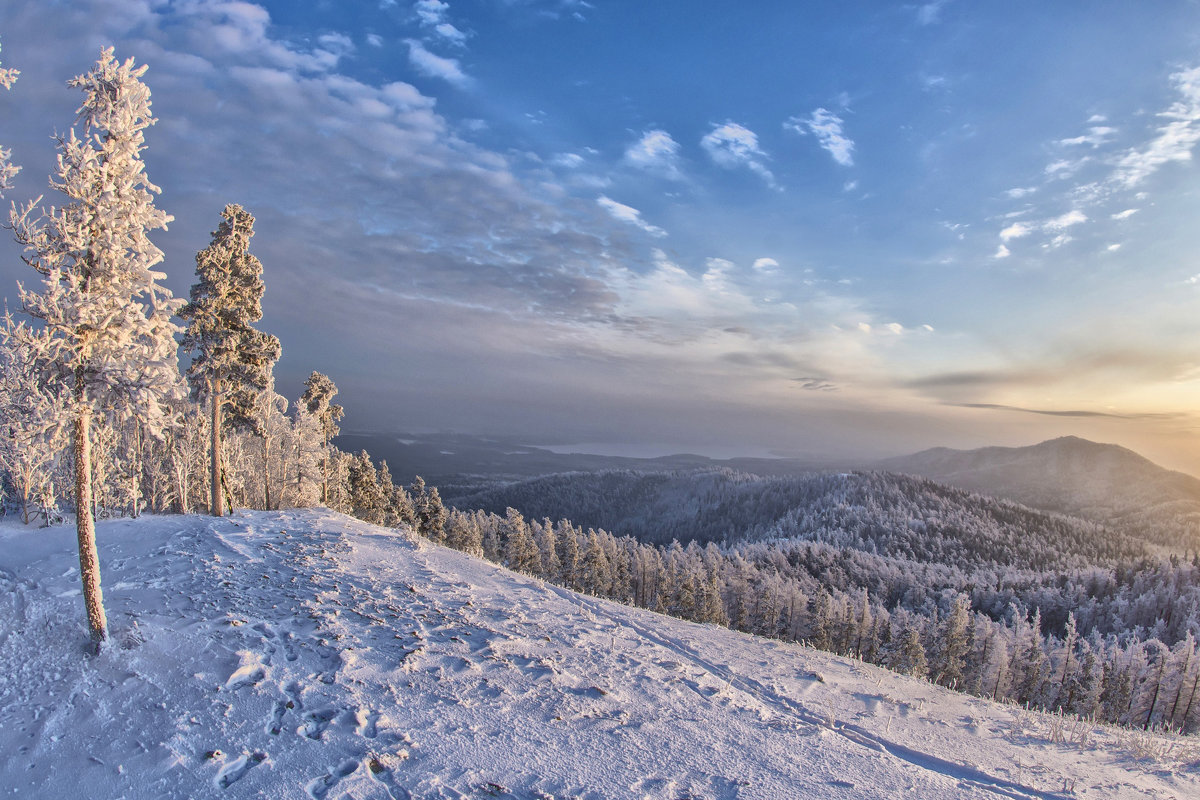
xmin=3 ymin=1 xmax=1200 ymax=470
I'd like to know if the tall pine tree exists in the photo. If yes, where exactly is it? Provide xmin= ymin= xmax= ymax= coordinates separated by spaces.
xmin=9 ymin=50 xmax=184 ymax=642
xmin=180 ymin=204 xmax=280 ymax=516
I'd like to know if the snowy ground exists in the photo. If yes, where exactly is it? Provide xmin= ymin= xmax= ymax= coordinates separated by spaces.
xmin=1 ymin=510 xmax=1197 ymax=799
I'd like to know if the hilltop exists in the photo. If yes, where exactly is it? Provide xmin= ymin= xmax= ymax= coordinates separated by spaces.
xmin=879 ymin=436 xmax=1200 ymax=548
xmin=1 ymin=510 xmax=1196 ymax=799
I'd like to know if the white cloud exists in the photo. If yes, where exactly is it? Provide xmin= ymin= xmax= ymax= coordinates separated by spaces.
xmin=1044 ymin=209 xmax=1088 ymax=230
xmin=551 ymin=152 xmax=585 ymax=169
xmin=415 ymin=0 xmax=449 ymax=25
xmin=752 ymin=257 xmax=780 ymax=274
xmin=784 ymin=107 xmax=855 ymax=166
xmin=1114 ymin=66 xmax=1200 ymax=188
xmin=999 ymin=222 xmax=1032 ymax=241
xmin=597 ymin=196 xmax=667 ymax=237
xmin=1005 ymin=186 xmax=1036 ymax=198
xmin=1044 ymin=157 xmax=1089 ymax=177
xmin=994 ymin=244 xmax=1011 ymax=259
xmin=414 ymin=1 xmax=468 ymax=44
xmin=318 ymin=33 xmax=355 ymax=58
xmin=701 ymin=122 xmax=776 ymax=187
xmin=1106 ymin=243 xmax=1122 ymax=252
xmin=404 ymin=39 xmax=470 ymax=86
xmin=435 ymin=23 xmax=467 ymax=43
xmin=1058 ymin=126 xmax=1116 ymax=148
xmin=1112 ymin=208 xmax=1139 ymax=220
xmin=367 ymin=33 xmax=384 ymax=47
xmin=624 ymin=129 xmax=683 ymax=179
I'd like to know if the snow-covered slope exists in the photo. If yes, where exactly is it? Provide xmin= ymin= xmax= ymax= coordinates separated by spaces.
xmin=1 ymin=510 xmax=1196 ymax=799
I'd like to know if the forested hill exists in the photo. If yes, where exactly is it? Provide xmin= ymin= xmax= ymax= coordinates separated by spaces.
xmin=878 ymin=436 xmax=1200 ymax=549
xmin=443 ymin=468 xmax=1151 ymax=572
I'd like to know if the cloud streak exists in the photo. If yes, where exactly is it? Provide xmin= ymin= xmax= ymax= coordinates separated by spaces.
xmin=596 ymin=196 xmax=666 ymax=237
xmin=405 ymin=39 xmax=470 ymax=85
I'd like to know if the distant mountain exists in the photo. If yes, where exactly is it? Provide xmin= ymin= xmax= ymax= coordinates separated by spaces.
xmin=878 ymin=436 xmax=1200 ymax=548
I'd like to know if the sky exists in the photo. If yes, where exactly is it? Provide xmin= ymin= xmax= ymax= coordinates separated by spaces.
xmin=3 ymin=1 xmax=1200 ymax=472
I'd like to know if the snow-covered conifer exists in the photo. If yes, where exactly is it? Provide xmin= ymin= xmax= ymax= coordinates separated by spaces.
xmin=180 ymin=204 xmax=280 ymax=516
xmin=0 ymin=317 xmax=67 ymax=525
xmin=502 ymin=507 xmax=539 ymax=574
xmin=300 ymin=371 xmax=344 ymax=505
xmin=934 ymin=594 xmax=971 ymax=688
xmin=9 ymin=49 xmax=184 ymax=642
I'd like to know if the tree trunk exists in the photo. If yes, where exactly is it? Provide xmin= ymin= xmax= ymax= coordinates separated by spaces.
xmin=172 ymin=452 xmax=189 ymax=515
xmin=74 ymin=405 xmax=107 ymax=643
xmin=321 ymin=427 xmax=330 ymax=506
xmin=210 ymin=376 xmax=223 ymax=516
xmin=263 ymin=435 xmax=273 ymax=511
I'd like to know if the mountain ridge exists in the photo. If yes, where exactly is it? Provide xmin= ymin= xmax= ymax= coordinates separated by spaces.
xmin=878 ymin=436 xmax=1200 ymax=549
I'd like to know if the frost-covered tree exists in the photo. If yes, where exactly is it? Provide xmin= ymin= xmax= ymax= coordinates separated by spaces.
xmin=0 ymin=38 xmax=19 ymax=195
xmin=0 ymin=317 xmax=66 ymax=525
xmin=9 ymin=50 xmax=184 ymax=642
xmin=300 ymin=371 xmax=343 ymax=505
xmin=180 ymin=204 xmax=280 ymax=516
xmin=934 ymin=594 xmax=971 ymax=688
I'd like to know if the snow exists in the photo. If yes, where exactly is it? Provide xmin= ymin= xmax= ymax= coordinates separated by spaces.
xmin=1 ymin=510 xmax=1197 ymax=799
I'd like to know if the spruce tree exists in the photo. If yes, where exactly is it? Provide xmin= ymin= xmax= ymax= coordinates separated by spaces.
xmin=301 ymin=371 xmax=343 ymax=505
xmin=9 ymin=50 xmax=184 ymax=642
xmin=180 ymin=204 xmax=280 ymax=516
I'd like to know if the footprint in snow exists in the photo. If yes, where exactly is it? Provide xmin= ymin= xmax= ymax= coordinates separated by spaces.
xmin=214 ymin=751 xmax=267 ymax=789
xmin=301 ymin=707 xmax=338 ymax=740
xmin=306 ymin=760 xmax=359 ymax=800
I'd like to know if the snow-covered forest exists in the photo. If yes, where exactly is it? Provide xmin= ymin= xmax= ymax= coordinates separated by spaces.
xmin=2 ymin=42 xmax=1199 ymax=779
xmin=416 ymin=471 xmax=1200 ymax=734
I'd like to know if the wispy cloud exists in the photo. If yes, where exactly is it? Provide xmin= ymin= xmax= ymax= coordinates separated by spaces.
xmin=955 ymin=403 xmax=1181 ymax=420
xmin=624 ymin=129 xmax=683 ymax=180
xmin=1058 ymin=126 xmax=1116 ymax=148
xmin=993 ymin=244 xmax=1011 ymax=259
xmin=700 ymin=122 xmax=776 ymax=187
xmin=916 ymin=0 xmax=951 ymax=25
xmin=597 ymin=196 xmax=667 ymax=237
xmin=1113 ymin=66 xmax=1200 ymax=188
xmin=404 ymin=38 xmax=470 ymax=86
xmin=784 ymin=107 xmax=855 ymax=166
